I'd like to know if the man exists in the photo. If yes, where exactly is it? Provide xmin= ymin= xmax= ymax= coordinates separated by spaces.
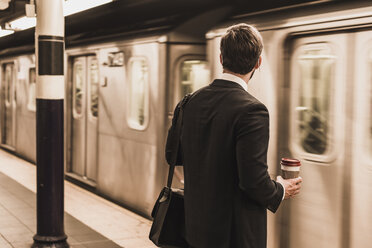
xmin=167 ymin=23 xmax=302 ymax=248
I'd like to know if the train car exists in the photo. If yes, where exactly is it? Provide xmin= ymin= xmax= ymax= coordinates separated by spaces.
xmin=0 ymin=0 xmax=230 ymax=218
xmin=63 ymin=24 xmax=210 ymax=216
xmin=207 ymin=1 xmax=372 ymax=248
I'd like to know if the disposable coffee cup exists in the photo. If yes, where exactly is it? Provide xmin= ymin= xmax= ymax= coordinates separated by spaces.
xmin=281 ymin=158 xmax=301 ymax=179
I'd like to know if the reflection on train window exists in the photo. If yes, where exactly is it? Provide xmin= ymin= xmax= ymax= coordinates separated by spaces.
xmin=89 ymin=58 xmax=99 ymax=118
xmin=27 ymin=68 xmax=36 ymax=112
xmin=73 ymin=62 xmax=84 ymax=117
xmin=180 ymin=60 xmax=209 ymax=97
xmin=295 ymin=44 xmax=335 ymax=155
xmin=128 ymin=57 xmax=149 ymax=130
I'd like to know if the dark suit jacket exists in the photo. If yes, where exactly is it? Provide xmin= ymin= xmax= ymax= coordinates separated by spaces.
xmin=166 ymin=79 xmax=283 ymax=248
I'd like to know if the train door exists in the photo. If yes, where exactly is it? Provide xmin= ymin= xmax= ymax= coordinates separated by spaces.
xmin=283 ymin=34 xmax=348 ymax=248
xmin=166 ymin=44 xmax=210 ymax=186
xmin=0 ymin=62 xmax=16 ymax=150
xmin=70 ymin=55 xmax=99 ymax=182
xmin=350 ymin=30 xmax=372 ymax=248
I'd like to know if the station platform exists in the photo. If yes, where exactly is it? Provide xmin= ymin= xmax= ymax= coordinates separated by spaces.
xmin=0 ymin=149 xmax=156 ymax=248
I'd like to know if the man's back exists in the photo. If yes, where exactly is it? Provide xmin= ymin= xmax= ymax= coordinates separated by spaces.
xmin=181 ymin=79 xmax=283 ymax=248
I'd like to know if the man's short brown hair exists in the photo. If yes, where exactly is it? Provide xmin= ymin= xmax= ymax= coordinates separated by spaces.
xmin=220 ymin=23 xmax=263 ymax=75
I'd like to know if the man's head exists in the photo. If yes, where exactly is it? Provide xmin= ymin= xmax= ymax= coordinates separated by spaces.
xmin=220 ymin=23 xmax=263 ymax=75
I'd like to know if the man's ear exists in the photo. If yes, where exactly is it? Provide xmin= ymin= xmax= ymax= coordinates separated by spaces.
xmin=220 ymin=54 xmax=223 ymax=65
xmin=254 ymin=56 xmax=262 ymax=69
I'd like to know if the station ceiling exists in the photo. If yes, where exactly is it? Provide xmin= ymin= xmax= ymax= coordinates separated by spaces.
xmin=0 ymin=0 xmax=363 ymax=54
xmin=0 ymin=0 xmax=344 ymax=25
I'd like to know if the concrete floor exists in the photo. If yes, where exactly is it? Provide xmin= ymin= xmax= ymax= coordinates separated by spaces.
xmin=0 ymin=149 xmax=156 ymax=248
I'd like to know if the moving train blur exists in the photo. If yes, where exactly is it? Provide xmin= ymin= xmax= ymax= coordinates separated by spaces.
xmin=0 ymin=0 xmax=371 ymax=247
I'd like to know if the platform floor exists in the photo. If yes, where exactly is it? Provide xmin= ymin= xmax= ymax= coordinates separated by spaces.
xmin=0 ymin=149 xmax=156 ymax=248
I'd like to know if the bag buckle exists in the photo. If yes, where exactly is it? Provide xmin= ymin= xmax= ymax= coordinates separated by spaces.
xmin=159 ymin=187 xmax=171 ymax=203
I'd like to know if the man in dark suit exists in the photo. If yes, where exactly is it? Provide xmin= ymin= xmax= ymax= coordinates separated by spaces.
xmin=167 ymin=23 xmax=302 ymax=248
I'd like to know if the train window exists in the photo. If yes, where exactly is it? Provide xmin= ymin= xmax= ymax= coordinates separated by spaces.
xmin=127 ymin=57 xmax=149 ymax=130
xmin=73 ymin=61 xmax=84 ymax=118
xmin=180 ymin=60 xmax=209 ymax=96
xmin=293 ymin=44 xmax=335 ymax=155
xmin=108 ymin=52 xmax=124 ymax=67
xmin=89 ymin=58 xmax=99 ymax=118
xmin=27 ymin=68 xmax=36 ymax=112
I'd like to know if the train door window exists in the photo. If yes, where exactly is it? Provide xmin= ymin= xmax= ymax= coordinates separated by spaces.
xmin=27 ymin=68 xmax=36 ymax=111
xmin=292 ymin=43 xmax=336 ymax=156
xmin=89 ymin=58 xmax=99 ymax=118
xmin=1 ymin=62 xmax=16 ymax=148
xmin=180 ymin=60 xmax=209 ymax=97
xmin=127 ymin=57 xmax=149 ymax=130
xmin=4 ymin=64 xmax=14 ymax=106
xmin=73 ymin=60 xmax=84 ymax=118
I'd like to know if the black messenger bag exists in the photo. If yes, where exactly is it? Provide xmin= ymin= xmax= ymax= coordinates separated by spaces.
xmin=149 ymin=186 xmax=187 ymax=247
xmin=149 ymin=95 xmax=191 ymax=248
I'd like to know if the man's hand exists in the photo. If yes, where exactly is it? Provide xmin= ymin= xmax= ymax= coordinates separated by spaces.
xmin=276 ymin=176 xmax=302 ymax=200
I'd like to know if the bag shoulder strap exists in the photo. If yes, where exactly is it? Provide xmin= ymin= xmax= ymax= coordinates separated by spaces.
xmin=166 ymin=93 xmax=193 ymax=188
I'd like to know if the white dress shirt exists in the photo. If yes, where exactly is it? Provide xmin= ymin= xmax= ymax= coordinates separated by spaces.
xmin=220 ymin=72 xmax=248 ymax=92
xmin=218 ymin=73 xmax=286 ymax=201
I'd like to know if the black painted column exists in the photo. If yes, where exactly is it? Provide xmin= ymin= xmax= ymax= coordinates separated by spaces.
xmin=32 ymin=0 xmax=68 ymax=247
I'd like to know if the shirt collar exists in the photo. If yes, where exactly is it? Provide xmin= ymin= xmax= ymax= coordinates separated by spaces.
xmin=219 ymin=73 xmax=248 ymax=92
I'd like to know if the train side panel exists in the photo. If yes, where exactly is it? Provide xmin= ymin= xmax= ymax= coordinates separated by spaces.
xmin=351 ymin=29 xmax=372 ymax=248
xmin=96 ymin=42 xmax=162 ymax=215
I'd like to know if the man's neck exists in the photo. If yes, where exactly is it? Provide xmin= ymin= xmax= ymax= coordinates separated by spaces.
xmin=222 ymin=69 xmax=253 ymax=85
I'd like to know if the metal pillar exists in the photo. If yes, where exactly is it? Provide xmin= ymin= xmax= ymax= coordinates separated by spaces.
xmin=32 ymin=0 xmax=68 ymax=247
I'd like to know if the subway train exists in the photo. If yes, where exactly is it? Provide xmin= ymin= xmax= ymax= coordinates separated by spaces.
xmin=0 ymin=1 xmax=371 ymax=247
